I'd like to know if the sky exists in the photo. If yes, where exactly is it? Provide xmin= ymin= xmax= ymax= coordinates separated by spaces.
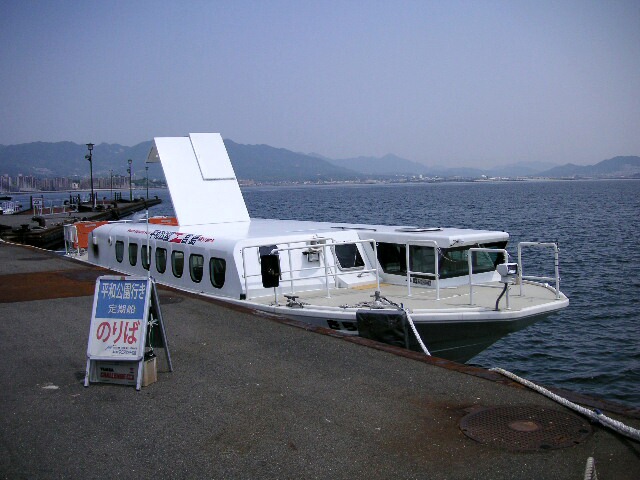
xmin=0 ymin=1 xmax=638 ymax=168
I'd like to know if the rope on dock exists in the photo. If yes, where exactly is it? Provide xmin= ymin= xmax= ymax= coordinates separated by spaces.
xmin=583 ymin=457 xmax=598 ymax=480
xmin=490 ymin=368 xmax=640 ymax=443
xmin=405 ymin=309 xmax=431 ymax=356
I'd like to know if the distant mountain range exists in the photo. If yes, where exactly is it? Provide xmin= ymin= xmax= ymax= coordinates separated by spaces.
xmin=535 ymin=156 xmax=640 ymax=178
xmin=0 ymin=139 xmax=638 ymax=182
xmin=224 ymin=140 xmax=357 ymax=182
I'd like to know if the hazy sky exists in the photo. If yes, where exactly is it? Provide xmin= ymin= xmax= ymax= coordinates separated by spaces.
xmin=1 ymin=1 xmax=638 ymax=168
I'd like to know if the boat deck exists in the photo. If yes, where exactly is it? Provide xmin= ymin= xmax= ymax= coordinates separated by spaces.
xmin=253 ymin=281 xmax=564 ymax=314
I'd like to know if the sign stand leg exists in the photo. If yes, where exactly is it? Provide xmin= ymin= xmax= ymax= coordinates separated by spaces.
xmin=84 ymin=359 xmax=91 ymax=387
xmin=151 ymin=281 xmax=173 ymax=372
xmin=135 ymin=358 xmax=144 ymax=391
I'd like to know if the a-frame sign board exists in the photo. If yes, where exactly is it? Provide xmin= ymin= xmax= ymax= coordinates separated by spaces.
xmin=84 ymin=276 xmax=172 ymax=390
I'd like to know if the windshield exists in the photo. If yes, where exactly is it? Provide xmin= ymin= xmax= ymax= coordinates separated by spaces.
xmin=377 ymin=241 xmax=506 ymax=279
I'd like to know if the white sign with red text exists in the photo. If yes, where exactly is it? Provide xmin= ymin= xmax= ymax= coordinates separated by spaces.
xmin=86 ymin=276 xmax=150 ymax=361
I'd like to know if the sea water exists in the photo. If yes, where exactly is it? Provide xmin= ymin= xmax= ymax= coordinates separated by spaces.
xmin=12 ymin=179 xmax=639 ymax=406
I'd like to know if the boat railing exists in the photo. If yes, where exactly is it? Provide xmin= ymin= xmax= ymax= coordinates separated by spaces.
xmin=63 ymin=220 xmax=133 ymax=257
xmin=240 ymin=238 xmax=380 ymax=300
xmin=404 ymin=240 xmax=441 ymax=300
xmin=34 ymin=198 xmax=72 ymax=216
xmin=517 ymin=242 xmax=560 ymax=299
xmin=468 ymin=248 xmax=510 ymax=307
xmin=63 ymin=224 xmax=80 ymax=256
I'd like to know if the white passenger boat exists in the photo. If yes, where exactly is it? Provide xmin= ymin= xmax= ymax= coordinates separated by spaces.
xmin=66 ymin=133 xmax=568 ymax=363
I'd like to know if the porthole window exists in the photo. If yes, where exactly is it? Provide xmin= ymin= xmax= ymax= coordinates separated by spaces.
xmin=141 ymin=245 xmax=151 ymax=270
xmin=115 ymin=240 xmax=124 ymax=263
xmin=172 ymin=251 xmax=184 ymax=278
xmin=156 ymin=248 xmax=167 ymax=274
xmin=129 ymin=243 xmax=138 ymax=266
xmin=210 ymin=257 xmax=226 ymax=289
xmin=189 ymin=254 xmax=204 ymax=283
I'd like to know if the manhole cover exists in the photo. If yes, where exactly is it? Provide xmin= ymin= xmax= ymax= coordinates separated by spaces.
xmin=459 ymin=405 xmax=591 ymax=451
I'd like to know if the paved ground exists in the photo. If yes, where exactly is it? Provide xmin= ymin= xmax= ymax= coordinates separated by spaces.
xmin=0 ymin=241 xmax=639 ymax=479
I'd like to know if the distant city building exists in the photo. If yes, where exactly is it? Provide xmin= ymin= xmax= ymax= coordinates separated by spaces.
xmin=0 ymin=174 xmax=140 ymax=192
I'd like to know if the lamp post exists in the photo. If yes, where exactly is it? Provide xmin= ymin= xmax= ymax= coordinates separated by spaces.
xmin=85 ymin=143 xmax=95 ymax=209
xmin=109 ymin=169 xmax=113 ymax=201
xmin=127 ymin=159 xmax=133 ymax=201
xmin=145 ymin=166 xmax=149 ymax=199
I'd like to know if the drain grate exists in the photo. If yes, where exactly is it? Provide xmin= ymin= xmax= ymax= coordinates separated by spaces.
xmin=459 ymin=405 xmax=592 ymax=451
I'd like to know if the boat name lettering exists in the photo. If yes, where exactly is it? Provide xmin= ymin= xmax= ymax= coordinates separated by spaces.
xmin=411 ymin=277 xmax=432 ymax=286
xmin=133 ymin=229 xmax=215 ymax=244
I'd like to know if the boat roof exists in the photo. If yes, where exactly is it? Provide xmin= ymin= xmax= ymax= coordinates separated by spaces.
xmin=122 ymin=217 xmax=508 ymax=250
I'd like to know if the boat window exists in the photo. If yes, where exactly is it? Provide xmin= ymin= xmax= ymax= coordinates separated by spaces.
xmin=377 ymin=244 xmax=437 ymax=276
xmin=377 ymin=242 xmax=406 ymax=275
xmin=172 ymin=251 xmax=184 ymax=278
xmin=189 ymin=254 xmax=204 ymax=283
xmin=210 ymin=257 xmax=226 ymax=289
xmin=334 ymin=243 xmax=364 ymax=270
xmin=129 ymin=243 xmax=138 ymax=266
xmin=115 ymin=240 xmax=124 ymax=263
xmin=440 ymin=242 xmax=506 ymax=278
xmin=141 ymin=245 xmax=151 ymax=270
xmin=156 ymin=248 xmax=167 ymax=274
xmin=377 ymin=241 xmax=507 ymax=279
xmin=409 ymin=245 xmax=436 ymax=274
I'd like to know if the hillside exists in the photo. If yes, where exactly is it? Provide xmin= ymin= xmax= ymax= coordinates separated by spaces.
xmin=538 ymin=156 xmax=640 ymax=178
xmin=327 ymin=154 xmax=430 ymax=176
xmin=224 ymin=140 xmax=358 ymax=182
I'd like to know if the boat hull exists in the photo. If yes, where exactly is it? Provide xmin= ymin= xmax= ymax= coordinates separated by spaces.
xmin=248 ymin=302 xmax=559 ymax=363
xmin=410 ymin=314 xmax=547 ymax=363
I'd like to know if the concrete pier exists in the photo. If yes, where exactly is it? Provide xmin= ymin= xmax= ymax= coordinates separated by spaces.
xmin=0 ymin=241 xmax=638 ymax=479
xmin=0 ymin=198 xmax=161 ymax=249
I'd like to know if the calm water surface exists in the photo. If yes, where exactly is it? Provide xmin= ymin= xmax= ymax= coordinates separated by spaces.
xmin=13 ymin=180 xmax=639 ymax=406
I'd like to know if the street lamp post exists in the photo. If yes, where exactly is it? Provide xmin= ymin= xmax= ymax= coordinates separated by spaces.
xmin=127 ymin=159 xmax=133 ymax=201
xmin=145 ymin=166 xmax=149 ymax=199
xmin=85 ymin=143 xmax=95 ymax=209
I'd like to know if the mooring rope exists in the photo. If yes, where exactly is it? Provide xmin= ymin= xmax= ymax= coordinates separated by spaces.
xmin=340 ymin=291 xmax=432 ymax=356
xmin=405 ymin=309 xmax=431 ymax=356
xmin=491 ymin=368 xmax=640 ymax=442
xmin=583 ymin=457 xmax=598 ymax=480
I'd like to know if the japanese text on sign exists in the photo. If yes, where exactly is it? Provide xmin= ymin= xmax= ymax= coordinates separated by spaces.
xmin=95 ymin=279 xmax=147 ymax=320
xmin=88 ymin=277 xmax=150 ymax=360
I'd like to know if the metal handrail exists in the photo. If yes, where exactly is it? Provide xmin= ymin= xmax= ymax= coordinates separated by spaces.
xmin=240 ymin=238 xmax=380 ymax=300
xmin=468 ymin=248 xmax=510 ymax=307
xmin=63 ymin=224 xmax=80 ymax=256
xmin=517 ymin=242 xmax=560 ymax=299
xmin=404 ymin=240 xmax=440 ymax=300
